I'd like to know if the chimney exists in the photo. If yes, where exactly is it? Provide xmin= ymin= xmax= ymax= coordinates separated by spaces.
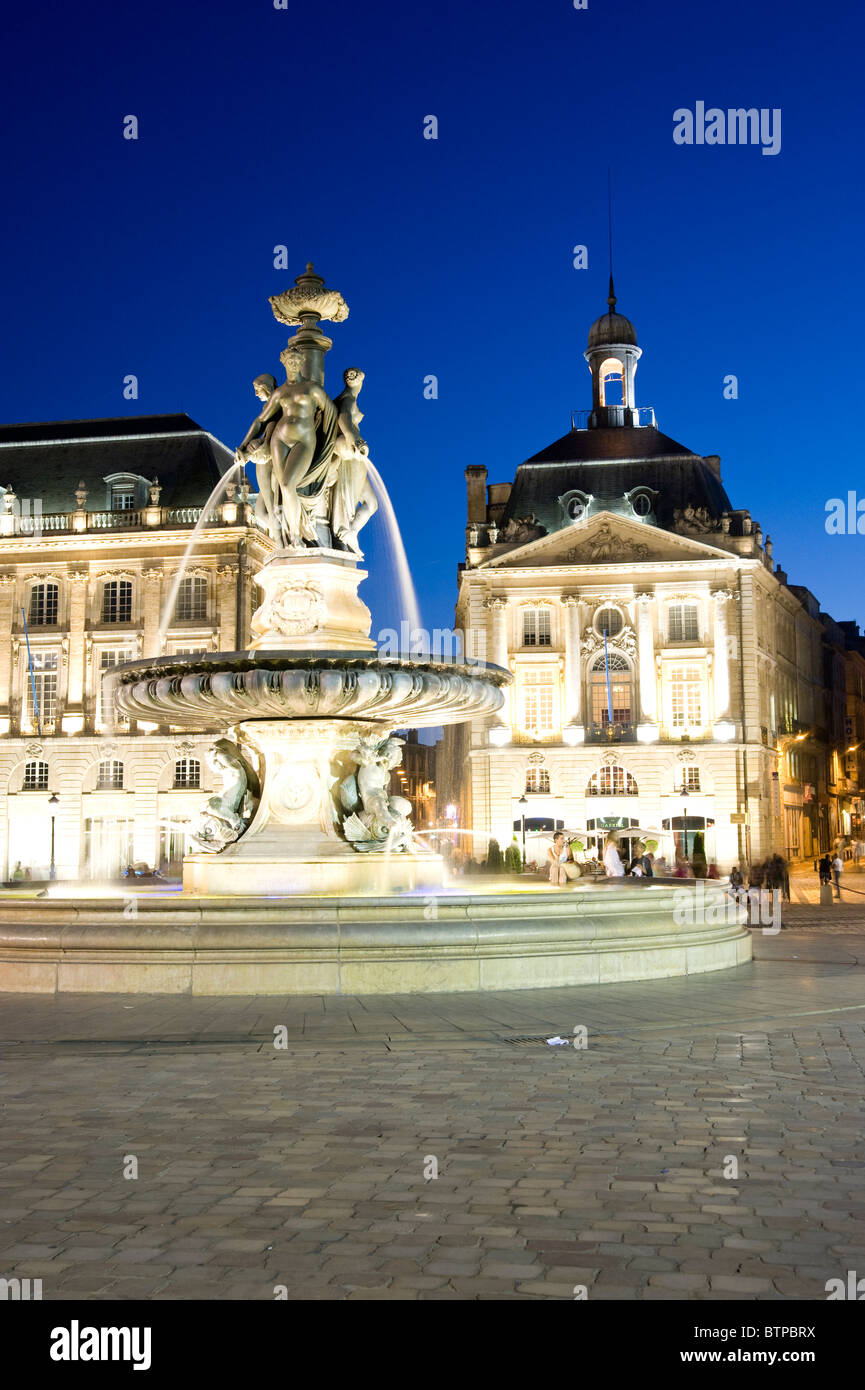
xmin=465 ymin=465 xmax=488 ymax=525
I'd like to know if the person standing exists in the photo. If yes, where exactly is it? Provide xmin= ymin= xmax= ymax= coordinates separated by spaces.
xmin=832 ymin=851 xmax=844 ymax=900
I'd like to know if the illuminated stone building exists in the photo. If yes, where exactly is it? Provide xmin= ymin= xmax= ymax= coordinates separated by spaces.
xmin=0 ymin=414 xmax=271 ymax=879
xmin=440 ymin=287 xmax=846 ymax=869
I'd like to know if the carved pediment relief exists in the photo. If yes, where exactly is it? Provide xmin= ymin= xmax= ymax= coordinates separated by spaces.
xmin=483 ymin=511 xmax=731 ymax=570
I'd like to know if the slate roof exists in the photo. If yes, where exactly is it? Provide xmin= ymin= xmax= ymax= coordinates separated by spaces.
xmin=0 ymin=414 xmax=234 ymax=512
xmin=503 ymin=425 xmax=733 ymax=534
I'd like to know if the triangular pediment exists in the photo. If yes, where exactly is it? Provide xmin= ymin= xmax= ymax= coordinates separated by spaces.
xmin=482 ymin=511 xmax=733 ymax=568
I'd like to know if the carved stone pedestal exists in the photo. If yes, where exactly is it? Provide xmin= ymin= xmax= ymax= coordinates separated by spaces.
xmin=182 ymin=719 xmax=443 ymax=896
xmin=249 ymin=549 xmax=376 ymax=652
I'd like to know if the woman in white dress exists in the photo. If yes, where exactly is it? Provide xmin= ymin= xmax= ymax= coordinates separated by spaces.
xmin=603 ymin=832 xmax=625 ymax=878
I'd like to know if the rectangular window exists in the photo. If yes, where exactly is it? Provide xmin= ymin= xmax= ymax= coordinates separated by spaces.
xmin=670 ymin=666 xmax=703 ymax=729
xmin=522 ymin=609 xmax=551 ymax=647
xmin=29 ymin=583 xmax=59 ymax=626
xmin=102 ymin=580 xmax=132 ymax=624
xmin=98 ymin=648 xmax=133 ymax=728
xmin=96 ymin=760 xmax=124 ymax=790
xmin=668 ymin=604 xmax=699 ymax=642
xmin=112 ymin=487 xmax=136 ymax=511
xmin=27 ymin=650 xmax=59 ymax=730
xmin=684 ymin=767 xmax=701 ymax=793
xmin=521 ymin=670 xmax=556 ymax=734
xmin=176 ymin=576 xmax=207 ymax=622
xmin=99 ymin=648 xmax=134 ymax=674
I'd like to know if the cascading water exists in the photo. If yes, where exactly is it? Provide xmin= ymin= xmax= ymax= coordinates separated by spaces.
xmin=367 ymin=461 xmax=422 ymax=639
xmin=157 ymin=459 xmax=244 ymax=647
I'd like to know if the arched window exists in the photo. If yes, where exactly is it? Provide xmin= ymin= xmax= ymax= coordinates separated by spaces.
xmin=586 ymin=765 xmax=639 ymax=796
xmin=525 ymin=767 xmax=551 ymax=794
xmin=668 ymin=603 xmax=699 ymax=642
xmin=176 ymin=576 xmax=207 ymax=622
xmin=23 ymin=760 xmax=49 ymax=791
xmin=590 ymin=652 xmax=631 ymax=727
xmin=594 ymin=606 xmax=623 ymax=637
xmin=599 ymin=357 xmax=625 ymax=407
xmin=96 ymin=759 xmax=124 ymax=790
xmin=29 ymin=582 xmax=59 ymax=626
xmin=173 ymin=758 xmax=200 ymax=789
xmin=102 ymin=580 xmax=133 ymax=624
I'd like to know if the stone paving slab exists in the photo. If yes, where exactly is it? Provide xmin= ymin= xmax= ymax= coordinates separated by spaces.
xmin=0 ymin=926 xmax=864 ymax=1300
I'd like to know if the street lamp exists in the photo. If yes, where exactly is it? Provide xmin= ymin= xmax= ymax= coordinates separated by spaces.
xmin=48 ymin=791 xmax=59 ymax=881
xmin=518 ymin=793 xmax=528 ymax=869
xmin=676 ymin=777 xmax=689 ymax=863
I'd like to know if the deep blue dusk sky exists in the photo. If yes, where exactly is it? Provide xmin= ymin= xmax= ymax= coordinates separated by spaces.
xmin=2 ymin=0 xmax=863 ymax=636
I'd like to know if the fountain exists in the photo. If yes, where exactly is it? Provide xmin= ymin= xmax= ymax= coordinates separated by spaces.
xmin=0 ymin=265 xmax=752 ymax=995
xmin=113 ymin=264 xmax=507 ymax=896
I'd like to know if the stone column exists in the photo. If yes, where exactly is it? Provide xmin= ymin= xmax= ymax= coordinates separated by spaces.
xmin=64 ymin=571 xmax=89 ymax=713
xmin=562 ymin=595 xmax=583 ymax=725
xmin=217 ymin=563 xmax=239 ymax=651
xmin=141 ymin=568 xmax=164 ymax=658
xmin=486 ymin=598 xmax=509 ymax=727
xmin=712 ymin=589 xmax=733 ymax=718
xmin=635 ymin=592 xmax=656 ymax=720
xmin=10 ymin=637 xmax=22 ymax=732
xmin=0 ymin=575 xmax=18 ymax=711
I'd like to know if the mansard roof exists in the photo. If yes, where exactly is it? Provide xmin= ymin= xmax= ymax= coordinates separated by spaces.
xmin=503 ymin=425 xmax=732 ymax=534
xmin=0 ymin=414 xmax=233 ymax=512
xmin=524 ymin=424 xmax=696 ymax=465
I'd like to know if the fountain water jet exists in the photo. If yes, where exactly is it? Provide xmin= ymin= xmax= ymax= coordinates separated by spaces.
xmin=367 ymin=461 xmax=422 ymax=636
xmin=157 ymin=459 xmax=245 ymax=647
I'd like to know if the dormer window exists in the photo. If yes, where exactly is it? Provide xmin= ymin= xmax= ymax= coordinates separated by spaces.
xmin=559 ymin=489 xmax=593 ymax=526
xmin=104 ymin=473 xmax=148 ymax=512
xmin=112 ymin=486 xmax=136 ymax=511
xmin=624 ymin=486 xmax=659 ymax=521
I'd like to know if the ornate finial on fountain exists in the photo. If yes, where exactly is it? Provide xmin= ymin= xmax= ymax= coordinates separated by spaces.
xmin=269 ymin=263 xmax=349 ymax=329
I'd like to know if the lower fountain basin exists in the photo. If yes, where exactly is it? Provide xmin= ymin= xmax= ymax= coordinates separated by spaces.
xmin=0 ymin=880 xmax=753 ymax=995
xmin=113 ymin=651 xmax=508 ymax=731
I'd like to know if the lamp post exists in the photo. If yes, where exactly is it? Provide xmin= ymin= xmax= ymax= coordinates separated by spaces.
xmin=676 ymin=778 xmax=689 ymax=863
xmin=48 ymin=791 xmax=58 ymax=881
xmin=518 ymin=793 xmax=528 ymax=869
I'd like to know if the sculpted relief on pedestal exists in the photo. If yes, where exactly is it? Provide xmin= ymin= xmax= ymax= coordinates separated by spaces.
xmin=338 ymin=734 xmax=414 ymax=853
xmin=191 ymin=739 xmax=261 ymax=853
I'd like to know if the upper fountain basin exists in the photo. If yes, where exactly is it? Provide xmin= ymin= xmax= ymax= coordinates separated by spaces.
xmin=112 ymin=651 xmax=509 ymax=731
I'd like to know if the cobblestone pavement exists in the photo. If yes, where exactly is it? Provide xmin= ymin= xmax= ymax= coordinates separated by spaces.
xmin=1 ymin=924 xmax=864 ymax=1301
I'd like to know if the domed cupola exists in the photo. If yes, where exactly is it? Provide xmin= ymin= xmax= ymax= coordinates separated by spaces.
xmin=584 ymin=277 xmax=642 ymax=427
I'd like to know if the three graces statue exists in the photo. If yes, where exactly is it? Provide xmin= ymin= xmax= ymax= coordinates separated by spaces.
xmin=236 ymin=342 xmax=378 ymax=554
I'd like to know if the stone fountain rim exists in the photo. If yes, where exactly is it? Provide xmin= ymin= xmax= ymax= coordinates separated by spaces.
xmin=112 ymin=650 xmax=512 ymax=687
